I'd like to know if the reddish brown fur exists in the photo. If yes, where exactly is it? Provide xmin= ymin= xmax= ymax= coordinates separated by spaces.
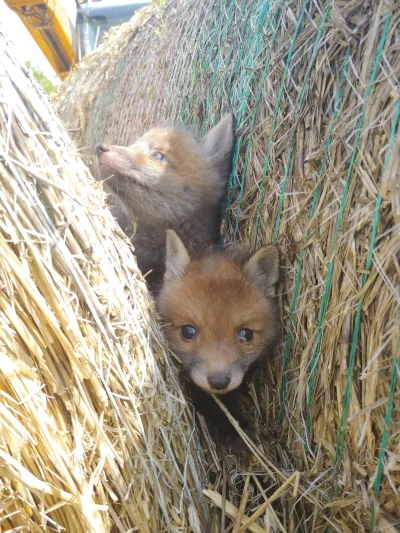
xmin=158 ymin=232 xmax=280 ymax=394
xmin=159 ymin=256 xmax=276 ymax=394
xmin=100 ymin=128 xmax=215 ymax=204
xmin=157 ymin=231 xmax=280 ymax=452
xmin=96 ymin=116 xmax=234 ymax=293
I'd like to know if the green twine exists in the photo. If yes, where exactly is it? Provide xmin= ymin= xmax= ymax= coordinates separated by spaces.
xmin=335 ymin=96 xmax=400 ymax=471
xmin=203 ymin=2 xmax=228 ymax=72
xmin=272 ymin=2 xmax=332 ymax=244
xmin=200 ymin=0 xmax=249 ymax=131
xmin=231 ymin=1 xmax=287 ymax=244
xmin=253 ymin=0 xmax=309 ymax=246
xmin=209 ymin=0 xmax=237 ymax=124
xmin=305 ymin=13 xmax=391 ymax=449
xmin=221 ymin=1 xmax=283 ymax=247
xmin=279 ymin=47 xmax=351 ymax=423
xmin=182 ymin=1 xmax=224 ymax=125
xmin=370 ymin=351 xmax=400 ymax=532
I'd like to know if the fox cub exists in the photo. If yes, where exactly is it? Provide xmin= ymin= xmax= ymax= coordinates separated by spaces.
xmin=96 ymin=115 xmax=234 ymax=293
xmin=158 ymin=230 xmax=280 ymax=452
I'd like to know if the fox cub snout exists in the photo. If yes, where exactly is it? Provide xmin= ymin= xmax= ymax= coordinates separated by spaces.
xmin=96 ymin=115 xmax=234 ymax=293
xmin=158 ymin=231 xmax=280 ymax=452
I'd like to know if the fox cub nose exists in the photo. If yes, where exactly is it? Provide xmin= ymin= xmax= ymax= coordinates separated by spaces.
xmin=96 ymin=143 xmax=110 ymax=156
xmin=208 ymin=375 xmax=231 ymax=390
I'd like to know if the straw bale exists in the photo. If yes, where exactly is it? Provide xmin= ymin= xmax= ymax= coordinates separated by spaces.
xmin=0 ymin=28 xmax=210 ymax=532
xmin=42 ymin=0 xmax=400 ymax=530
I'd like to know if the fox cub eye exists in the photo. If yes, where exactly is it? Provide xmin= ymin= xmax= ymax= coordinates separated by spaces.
xmin=150 ymin=152 xmax=167 ymax=162
xmin=181 ymin=325 xmax=197 ymax=340
xmin=237 ymin=328 xmax=253 ymax=342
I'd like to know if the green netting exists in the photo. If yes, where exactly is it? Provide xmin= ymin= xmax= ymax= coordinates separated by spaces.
xmin=280 ymin=47 xmax=352 ymax=424
xmin=371 ymin=348 xmax=399 ymax=531
xmin=56 ymin=1 xmax=400 ymax=530
xmin=184 ymin=4 xmax=400 ymax=527
xmin=305 ymin=14 xmax=392 ymax=447
xmin=231 ymin=1 xmax=287 ymax=245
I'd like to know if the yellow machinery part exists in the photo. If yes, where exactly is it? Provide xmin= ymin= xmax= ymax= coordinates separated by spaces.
xmin=5 ymin=0 xmax=77 ymax=79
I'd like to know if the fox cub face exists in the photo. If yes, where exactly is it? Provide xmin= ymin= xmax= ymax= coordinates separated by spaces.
xmin=96 ymin=115 xmax=234 ymax=224
xmin=158 ymin=231 xmax=280 ymax=395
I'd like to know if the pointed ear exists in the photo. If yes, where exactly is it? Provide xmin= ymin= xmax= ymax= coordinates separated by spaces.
xmin=244 ymin=245 xmax=280 ymax=297
xmin=201 ymin=113 xmax=235 ymax=184
xmin=164 ymin=230 xmax=190 ymax=283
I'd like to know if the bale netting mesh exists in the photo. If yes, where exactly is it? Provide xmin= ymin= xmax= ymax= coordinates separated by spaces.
xmin=57 ymin=0 xmax=400 ymax=530
xmin=0 ymin=29 xmax=208 ymax=532
xmin=17 ymin=0 xmax=400 ymax=531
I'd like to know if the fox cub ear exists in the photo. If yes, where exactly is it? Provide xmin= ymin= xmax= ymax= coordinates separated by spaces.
xmin=201 ymin=113 xmax=235 ymax=185
xmin=164 ymin=230 xmax=190 ymax=283
xmin=244 ymin=245 xmax=280 ymax=297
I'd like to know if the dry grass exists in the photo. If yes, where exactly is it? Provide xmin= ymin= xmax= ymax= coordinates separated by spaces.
xmin=0 ymin=27 xmax=209 ymax=532
xmin=21 ymin=0 xmax=400 ymax=531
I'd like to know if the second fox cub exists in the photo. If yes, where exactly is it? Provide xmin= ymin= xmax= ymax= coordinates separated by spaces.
xmin=96 ymin=115 xmax=234 ymax=293
xmin=158 ymin=230 xmax=280 ymax=452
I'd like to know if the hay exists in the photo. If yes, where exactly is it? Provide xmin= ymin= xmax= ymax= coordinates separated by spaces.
xmin=56 ymin=0 xmax=400 ymax=530
xmin=0 ymin=28 xmax=210 ymax=532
